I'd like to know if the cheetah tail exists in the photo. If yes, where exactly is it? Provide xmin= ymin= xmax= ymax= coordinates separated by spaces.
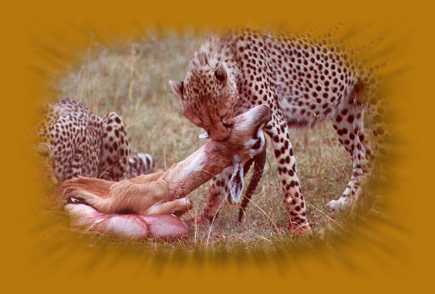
xmin=238 ymin=149 xmax=267 ymax=223
xmin=358 ymin=75 xmax=388 ymax=158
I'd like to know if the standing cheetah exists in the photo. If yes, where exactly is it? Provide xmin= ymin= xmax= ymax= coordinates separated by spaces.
xmin=169 ymin=30 xmax=381 ymax=234
xmin=39 ymin=98 xmax=154 ymax=183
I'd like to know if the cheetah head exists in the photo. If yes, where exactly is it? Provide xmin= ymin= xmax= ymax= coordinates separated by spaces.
xmin=169 ymin=51 xmax=238 ymax=141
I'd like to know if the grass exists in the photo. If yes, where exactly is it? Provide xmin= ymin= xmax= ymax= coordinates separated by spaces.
xmin=54 ymin=32 xmax=368 ymax=251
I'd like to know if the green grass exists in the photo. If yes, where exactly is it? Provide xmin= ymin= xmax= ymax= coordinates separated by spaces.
xmin=55 ymin=32 xmax=360 ymax=250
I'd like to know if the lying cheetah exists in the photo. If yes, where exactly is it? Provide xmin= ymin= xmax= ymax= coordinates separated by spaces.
xmin=170 ymin=29 xmax=382 ymax=234
xmin=39 ymin=98 xmax=154 ymax=182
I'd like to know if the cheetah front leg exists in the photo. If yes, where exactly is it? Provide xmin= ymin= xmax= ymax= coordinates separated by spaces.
xmin=98 ymin=112 xmax=131 ymax=181
xmin=196 ymin=167 xmax=234 ymax=224
xmin=265 ymin=118 xmax=312 ymax=235
xmin=197 ymin=125 xmax=267 ymax=224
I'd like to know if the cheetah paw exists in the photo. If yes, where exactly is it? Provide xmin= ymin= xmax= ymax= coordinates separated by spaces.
xmin=289 ymin=223 xmax=313 ymax=236
xmin=326 ymin=197 xmax=352 ymax=212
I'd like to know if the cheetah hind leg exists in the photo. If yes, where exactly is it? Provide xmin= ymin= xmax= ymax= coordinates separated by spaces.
xmin=327 ymin=105 xmax=370 ymax=212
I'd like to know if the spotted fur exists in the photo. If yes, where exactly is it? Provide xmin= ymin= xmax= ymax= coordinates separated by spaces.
xmin=39 ymin=98 xmax=154 ymax=182
xmin=170 ymin=29 xmax=382 ymax=234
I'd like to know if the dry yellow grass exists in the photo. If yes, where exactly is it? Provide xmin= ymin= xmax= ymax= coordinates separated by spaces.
xmin=54 ymin=32 xmax=373 ymax=250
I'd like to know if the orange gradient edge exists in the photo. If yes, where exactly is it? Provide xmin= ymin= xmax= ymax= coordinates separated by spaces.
xmin=1 ymin=0 xmax=429 ymax=292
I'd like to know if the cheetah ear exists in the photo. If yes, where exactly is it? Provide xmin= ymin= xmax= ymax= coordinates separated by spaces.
xmin=214 ymin=64 xmax=227 ymax=83
xmin=169 ymin=80 xmax=184 ymax=100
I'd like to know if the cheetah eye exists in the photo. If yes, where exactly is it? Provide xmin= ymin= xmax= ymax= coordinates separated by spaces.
xmin=214 ymin=65 xmax=227 ymax=83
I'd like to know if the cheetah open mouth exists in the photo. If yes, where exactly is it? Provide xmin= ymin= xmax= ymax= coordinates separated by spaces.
xmin=205 ymin=119 xmax=234 ymax=141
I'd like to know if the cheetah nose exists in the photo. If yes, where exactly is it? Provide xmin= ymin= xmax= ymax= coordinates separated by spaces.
xmin=207 ymin=124 xmax=232 ymax=141
xmin=223 ymin=120 xmax=234 ymax=128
